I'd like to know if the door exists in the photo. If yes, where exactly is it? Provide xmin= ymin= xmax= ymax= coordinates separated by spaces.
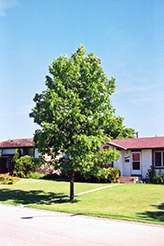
xmin=131 ymin=152 xmax=141 ymax=175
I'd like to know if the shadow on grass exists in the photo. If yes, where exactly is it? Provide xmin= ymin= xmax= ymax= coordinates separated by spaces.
xmin=46 ymin=198 xmax=79 ymax=204
xmin=0 ymin=188 xmax=77 ymax=205
xmin=138 ymin=203 xmax=164 ymax=223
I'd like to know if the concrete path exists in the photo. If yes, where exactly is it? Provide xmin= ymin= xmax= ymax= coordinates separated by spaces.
xmin=0 ymin=204 xmax=164 ymax=246
xmin=75 ymin=183 xmax=121 ymax=196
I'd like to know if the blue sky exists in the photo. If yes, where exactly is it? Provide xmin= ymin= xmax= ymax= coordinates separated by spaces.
xmin=0 ymin=0 xmax=164 ymax=141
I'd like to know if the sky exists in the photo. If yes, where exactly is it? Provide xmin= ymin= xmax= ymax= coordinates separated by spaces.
xmin=0 ymin=0 xmax=164 ymax=141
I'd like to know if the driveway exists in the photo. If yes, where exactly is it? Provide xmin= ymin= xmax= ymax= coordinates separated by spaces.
xmin=0 ymin=204 xmax=164 ymax=246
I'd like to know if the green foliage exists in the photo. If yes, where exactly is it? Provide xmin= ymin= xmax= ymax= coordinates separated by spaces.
xmin=74 ymin=167 xmax=120 ymax=183
xmin=11 ymin=149 xmax=21 ymax=173
xmin=155 ymin=170 xmax=164 ymax=184
xmin=146 ymin=165 xmax=156 ymax=183
xmin=12 ymin=149 xmax=20 ymax=163
xmin=0 ymin=173 xmax=20 ymax=185
xmin=92 ymin=167 xmax=120 ymax=183
xmin=146 ymin=166 xmax=164 ymax=184
xmin=30 ymin=45 xmax=134 ymax=199
xmin=26 ymin=172 xmax=44 ymax=179
xmin=13 ymin=156 xmax=40 ymax=178
xmin=108 ymin=167 xmax=120 ymax=182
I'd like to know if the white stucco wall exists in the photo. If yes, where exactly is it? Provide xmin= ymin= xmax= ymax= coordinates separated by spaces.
xmin=122 ymin=150 xmax=131 ymax=176
xmin=141 ymin=150 xmax=152 ymax=179
xmin=155 ymin=168 xmax=164 ymax=175
xmin=114 ymin=150 xmax=131 ymax=176
xmin=114 ymin=149 xmax=154 ymax=179
xmin=34 ymin=149 xmax=41 ymax=158
xmin=113 ymin=151 xmax=124 ymax=175
xmin=113 ymin=150 xmax=131 ymax=176
xmin=99 ymin=144 xmax=107 ymax=151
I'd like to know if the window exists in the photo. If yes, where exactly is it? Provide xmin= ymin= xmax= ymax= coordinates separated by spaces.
xmin=23 ymin=148 xmax=34 ymax=156
xmin=154 ymin=151 xmax=164 ymax=167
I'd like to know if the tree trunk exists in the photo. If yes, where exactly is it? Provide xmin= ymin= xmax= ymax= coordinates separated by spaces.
xmin=70 ymin=170 xmax=75 ymax=202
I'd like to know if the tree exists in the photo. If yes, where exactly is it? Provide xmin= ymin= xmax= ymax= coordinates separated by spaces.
xmin=30 ymin=45 xmax=134 ymax=201
xmin=13 ymin=155 xmax=38 ymax=178
xmin=11 ymin=149 xmax=21 ymax=173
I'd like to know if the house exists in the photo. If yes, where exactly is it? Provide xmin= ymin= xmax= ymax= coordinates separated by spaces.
xmin=1 ymin=136 xmax=164 ymax=180
xmin=0 ymin=138 xmax=39 ymax=173
xmin=101 ymin=136 xmax=164 ymax=179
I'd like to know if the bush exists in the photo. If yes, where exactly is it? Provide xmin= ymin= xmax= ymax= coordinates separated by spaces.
xmin=74 ymin=167 xmax=120 ymax=183
xmin=0 ymin=173 xmax=20 ymax=185
xmin=146 ymin=165 xmax=156 ymax=183
xmin=146 ymin=166 xmax=164 ymax=184
xmin=155 ymin=170 xmax=164 ymax=184
xmin=96 ymin=168 xmax=120 ymax=183
xmin=13 ymin=156 xmax=40 ymax=178
xmin=26 ymin=172 xmax=44 ymax=179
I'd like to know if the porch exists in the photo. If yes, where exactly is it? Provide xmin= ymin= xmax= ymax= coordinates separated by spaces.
xmin=118 ymin=176 xmax=139 ymax=184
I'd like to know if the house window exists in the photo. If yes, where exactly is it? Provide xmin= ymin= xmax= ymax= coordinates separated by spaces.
xmin=23 ymin=148 xmax=34 ymax=156
xmin=132 ymin=152 xmax=140 ymax=170
xmin=154 ymin=151 xmax=164 ymax=167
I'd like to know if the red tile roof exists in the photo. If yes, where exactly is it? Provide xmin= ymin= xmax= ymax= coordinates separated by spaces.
xmin=0 ymin=138 xmax=34 ymax=148
xmin=109 ymin=137 xmax=164 ymax=150
xmin=1 ymin=136 xmax=164 ymax=150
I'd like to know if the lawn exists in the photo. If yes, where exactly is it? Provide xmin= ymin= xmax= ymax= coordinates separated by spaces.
xmin=0 ymin=179 xmax=164 ymax=225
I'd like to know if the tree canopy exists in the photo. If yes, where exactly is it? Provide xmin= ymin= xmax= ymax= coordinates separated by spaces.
xmin=30 ymin=45 xmax=135 ymax=201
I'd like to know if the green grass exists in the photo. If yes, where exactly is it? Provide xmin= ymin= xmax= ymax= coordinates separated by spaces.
xmin=0 ymin=179 xmax=110 ymax=205
xmin=0 ymin=179 xmax=164 ymax=225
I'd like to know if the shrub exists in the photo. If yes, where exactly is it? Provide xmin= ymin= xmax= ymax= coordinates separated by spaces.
xmin=26 ymin=172 xmax=44 ymax=179
xmin=97 ymin=168 xmax=120 ymax=183
xmin=0 ymin=173 xmax=20 ymax=185
xmin=10 ymin=149 xmax=21 ymax=174
xmin=13 ymin=156 xmax=40 ymax=178
xmin=74 ymin=167 xmax=120 ymax=183
xmin=155 ymin=170 xmax=164 ymax=184
xmin=146 ymin=166 xmax=164 ymax=184
xmin=146 ymin=165 xmax=156 ymax=183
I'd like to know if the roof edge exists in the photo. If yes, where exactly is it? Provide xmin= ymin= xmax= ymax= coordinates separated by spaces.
xmin=107 ymin=142 xmax=127 ymax=150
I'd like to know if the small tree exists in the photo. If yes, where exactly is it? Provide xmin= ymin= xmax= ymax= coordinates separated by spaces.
xmin=13 ymin=155 xmax=38 ymax=178
xmin=12 ymin=149 xmax=20 ymax=163
xmin=30 ymin=45 xmax=134 ymax=201
xmin=11 ymin=149 xmax=21 ymax=173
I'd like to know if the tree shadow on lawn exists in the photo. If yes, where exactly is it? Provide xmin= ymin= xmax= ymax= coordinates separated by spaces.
xmin=0 ymin=188 xmax=75 ymax=205
xmin=137 ymin=203 xmax=164 ymax=223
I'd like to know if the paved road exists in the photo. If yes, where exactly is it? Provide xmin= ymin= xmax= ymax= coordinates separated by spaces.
xmin=0 ymin=204 xmax=164 ymax=246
